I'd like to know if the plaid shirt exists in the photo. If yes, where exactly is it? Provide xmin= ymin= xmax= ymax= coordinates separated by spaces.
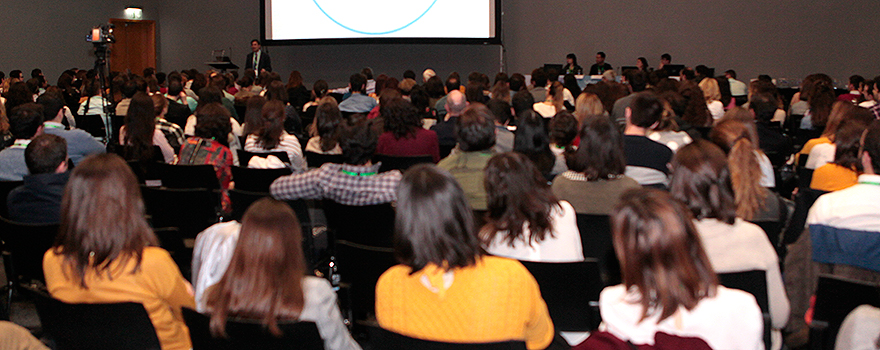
xmin=871 ymin=103 xmax=880 ymax=120
xmin=270 ymin=162 xmax=401 ymax=205
xmin=156 ymin=117 xmax=186 ymax=152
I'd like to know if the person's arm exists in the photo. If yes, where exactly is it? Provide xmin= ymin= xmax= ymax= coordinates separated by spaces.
xmin=153 ymin=130 xmax=177 ymax=164
xmin=144 ymin=248 xmax=196 ymax=318
xmin=306 ymin=278 xmax=363 ymax=350
xmin=269 ymin=169 xmax=324 ymax=200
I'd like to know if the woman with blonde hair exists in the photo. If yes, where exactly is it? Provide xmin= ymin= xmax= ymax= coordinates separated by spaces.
xmin=574 ymin=92 xmax=606 ymax=126
xmin=699 ymin=77 xmax=724 ymax=120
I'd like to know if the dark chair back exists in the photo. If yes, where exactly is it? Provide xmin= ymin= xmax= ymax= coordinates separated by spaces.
xmin=74 ymin=114 xmax=107 ymax=138
xmin=809 ymin=275 xmax=880 ymax=350
xmin=519 ymin=260 xmax=603 ymax=331
xmin=182 ymin=308 xmax=324 ymax=350
xmin=783 ymin=188 xmax=827 ymax=245
xmin=367 ymin=326 xmax=527 ymax=350
xmin=157 ymin=163 xmax=220 ymax=190
xmin=0 ymin=180 xmax=24 ymax=218
xmin=797 ymin=168 xmax=814 ymax=189
xmin=718 ymin=270 xmax=772 ymax=350
xmin=323 ymin=201 xmax=396 ymax=320
xmin=304 ymin=151 xmax=344 ymax=168
xmin=228 ymin=189 xmax=271 ymax=222
xmin=373 ymin=154 xmax=434 ymax=173
xmin=28 ymin=286 xmax=162 ymax=350
xmin=231 ymin=166 xmax=292 ymax=193
xmin=141 ymin=186 xmax=221 ymax=238
xmin=111 ymin=145 xmax=165 ymax=163
xmin=237 ymin=149 xmax=291 ymax=166
xmin=0 ymin=217 xmax=57 ymax=285
xmin=575 ymin=214 xmax=619 ymax=286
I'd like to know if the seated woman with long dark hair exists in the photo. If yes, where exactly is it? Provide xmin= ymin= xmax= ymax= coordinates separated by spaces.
xmin=552 ymin=114 xmax=640 ymax=215
xmin=669 ymin=140 xmax=789 ymax=348
xmin=375 ymin=97 xmax=440 ymax=162
xmin=43 ymin=153 xmax=195 ymax=350
xmin=514 ymin=110 xmax=556 ymax=179
xmin=304 ymin=97 xmax=343 ymax=155
xmin=375 ymin=164 xmax=554 ymax=350
xmin=574 ymin=188 xmax=762 ymax=350
xmin=119 ymin=92 xmax=175 ymax=163
xmin=203 ymin=198 xmax=360 ymax=350
xmin=244 ymin=100 xmax=307 ymax=171
xmin=482 ymin=152 xmax=582 ymax=262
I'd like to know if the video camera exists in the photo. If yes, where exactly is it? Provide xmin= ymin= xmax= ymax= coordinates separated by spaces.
xmin=86 ymin=24 xmax=115 ymax=44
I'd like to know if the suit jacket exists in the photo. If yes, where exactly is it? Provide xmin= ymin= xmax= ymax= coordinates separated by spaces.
xmin=245 ymin=50 xmax=272 ymax=72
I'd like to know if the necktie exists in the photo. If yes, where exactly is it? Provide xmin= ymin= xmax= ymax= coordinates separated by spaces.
xmin=253 ymin=52 xmax=259 ymax=70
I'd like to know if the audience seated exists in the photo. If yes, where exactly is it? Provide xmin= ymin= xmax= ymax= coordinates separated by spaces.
xmin=375 ymin=164 xmax=554 ymax=350
xmin=533 ymin=81 xmax=565 ymax=118
xmin=481 ymin=152 xmax=582 ymax=262
xmin=574 ymin=188 xmax=762 ymax=350
xmin=514 ymin=110 xmax=556 ymax=179
xmin=437 ymin=103 xmax=496 ymax=211
xmin=201 ymin=198 xmax=361 ymax=350
xmin=36 ymin=94 xmax=104 ymax=165
xmin=486 ymin=98 xmax=514 ymax=153
xmin=751 ymin=92 xmax=793 ymax=164
xmin=185 ymin=86 xmax=243 ymax=137
xmin=43 ymin=153 xmax=195 ymax=350
xmin=552 ymin=114 xmax=640 ymax=215
xmin=6 ymin=134 xmax=68 ymax=223
xmin=547 ymin=110 xmax=577 ymax=175
xmin=304 ymin=97 xmax=343 ymax=155
xmin=244 ymin=100 xmax=306 ymax=171
xmin=810 ymin=115 xmax=873 ymax=191
xmin=807 ymin=120 xmax=880 ymax=280
xmin=270 ymin=119 xmax=401 ymax=205
xmin=622 ymin=92 xmax=673 ymax=188
xmin=338 ymin=73 xmax=376 ymax=114
xmin=807 ymin=106 xmax=874 ymax=170
xmin=0 ymin=103 xmax=44 ymax=181
xmin=376 ymin=97 xmax=440 ymax=162
xmin=165 ymin=78 xmax=195 ymax=126
xmin=800 ymin=101 xmax=852 ymax=165
xmin=151 ymin=94 xmax=186 ymax=153
xmin=669 ymin=141 xmax=789 ymax=347
xmin=119 ymin=92 xmax=176 ymax=163
xmin=264 ymin=80 xmax=304 ymax=137
xmin=430 ymin=89 xmax=467 ymax=152
xmin=178 ymin=103 xmax=235 ymax=213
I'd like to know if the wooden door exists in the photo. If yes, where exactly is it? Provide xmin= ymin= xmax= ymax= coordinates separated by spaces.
xmin=108 ymin=19 xmax=156 ymax=75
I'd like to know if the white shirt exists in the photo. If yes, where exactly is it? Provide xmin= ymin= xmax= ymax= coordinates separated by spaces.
xmin=757 ymin=151 xmax=776 ymax=188
xmin=184 ymin=115 xmax=242 ymax=137
xmin=807 ymin=143 xmax=835 ymax=170
xmin=192 ymin=221 xmax=241 ymax=311
xmin=708 ymin=100 xmax=725 ymax=120
xmin=483 ymin=201 xmax=583 ymax=262
xmin=599 ymin=285 xmax=763 ymax=350
xmin=245 ymin=132 xmax=306 ymax=172
xmin=533 ymin=102 xmax=558 ymax=118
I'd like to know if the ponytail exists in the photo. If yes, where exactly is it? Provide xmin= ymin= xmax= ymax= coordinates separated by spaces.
xmin=728 ymin=137 xmax=767 ymax=220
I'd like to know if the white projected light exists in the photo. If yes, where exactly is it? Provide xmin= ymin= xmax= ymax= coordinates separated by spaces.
xmin=124 ymin=7 xmax=143 ymax=20
xmin=264 ymin=0 xmax=497 ymax=42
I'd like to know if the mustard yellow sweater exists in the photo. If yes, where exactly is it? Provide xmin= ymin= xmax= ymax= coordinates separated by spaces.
xmin=375 ymin=256 xmax=554 ymax=350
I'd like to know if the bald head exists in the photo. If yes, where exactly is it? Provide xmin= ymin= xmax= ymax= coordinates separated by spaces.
xmin=445 ymin=90 xmax=468 ymax=117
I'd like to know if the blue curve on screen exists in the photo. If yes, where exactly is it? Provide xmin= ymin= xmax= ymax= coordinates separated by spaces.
xmin=312 ymin=0 xmax=439 ymax=35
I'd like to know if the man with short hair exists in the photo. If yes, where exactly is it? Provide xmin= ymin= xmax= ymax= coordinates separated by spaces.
xmin=611 ymin=70 xmax=648 ymax=126
xmin=0 ymin=103 xmax=44 ymax=181
xmin=438 ymin=103 xmax=496 ymax=210
xmin=270 ymin=120 xmax=401 ymax=205
xmin=6 ymin=134 xmax=69 ymax=224
xmin=115 ymin=78 xmax=143 ymax=117
xmin=658 ymin=53 xmax=671 ymax=71
xmin=837 ymin=75 xmax=865 ymax=103
xmin=338 ymin=73 xmax=377 ymax=114
xmin=807 ymin=120 xmax=880 ymax=281
xmin=245 ymin=39 xmax=272 ymax=72
xmin=622 ymin=92 xmax=673 ymax=188
xmin=36 ymin=94 xmax=104 ymax=165
xmin=9 ymin=70 xmax=23 ymax=83
xmin=726 ymin=69 xmax=748 ymax=105
xmin=431 ymin=90 xmax=468 ymax=152
xmin=165 ymin=79 xmax=194 ymax=127
xmin=588 ymin=52 xmax=613 ymax=75
xmin=529 ymin=68 xmax=548 ymax=103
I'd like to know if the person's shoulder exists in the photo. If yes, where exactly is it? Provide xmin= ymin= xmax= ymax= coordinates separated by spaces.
xmin=712 ymin=285 xmax=761 ymax=311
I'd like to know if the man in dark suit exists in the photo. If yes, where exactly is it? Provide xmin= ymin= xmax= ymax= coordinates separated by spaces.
xmin=245 ymin=39 xmax=272 ymax=72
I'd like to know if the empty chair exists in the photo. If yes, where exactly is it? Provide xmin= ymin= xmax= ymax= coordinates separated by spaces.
xmin=519 ymin=260 xmax=603 ymax=332
xmin=367 ymin=326 xmax=527 ymax=350
xmin=809 ymin=275 xmax=880 ymax=350
xmin=323 ymin=200 xmax=396 ymax=320
xmin=718 ymin=270 xmax=772 ymax=350
xmin=782 ymin=188 xmax=828 ymax=246
xmin=73 ymin=114 xmax=108 ymax=139
xmin=373 ymin=154 xmax=433 ymax=173
xmin=0 ymin=180 xmax=24 ymax=218
xmin=183 ymin=308 xmax=324 ymax=350
xmin=157 ymin=163 xmax=220 ymax=190
xmin=575 ymin=214 xmax=619 ymax=285
xmin=27 ymin=286 xmax=162 ymax=350
xmin=230 ymin=166 xmax=291 ymax=193
xmin=141 ymin=186 xmax=221 ymax=237
xmin=304 ymin=151 xmax=344 ymax=168
xmin=0 ymin=217 xmax=58 ymax=318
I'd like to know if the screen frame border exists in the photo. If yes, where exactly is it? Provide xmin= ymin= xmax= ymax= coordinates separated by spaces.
xmin=259 ymin=0 xmax=502 ymax=45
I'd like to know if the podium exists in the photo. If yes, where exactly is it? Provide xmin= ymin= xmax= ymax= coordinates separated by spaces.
xmin=206 ymin=49 xmax=238 ymax=72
